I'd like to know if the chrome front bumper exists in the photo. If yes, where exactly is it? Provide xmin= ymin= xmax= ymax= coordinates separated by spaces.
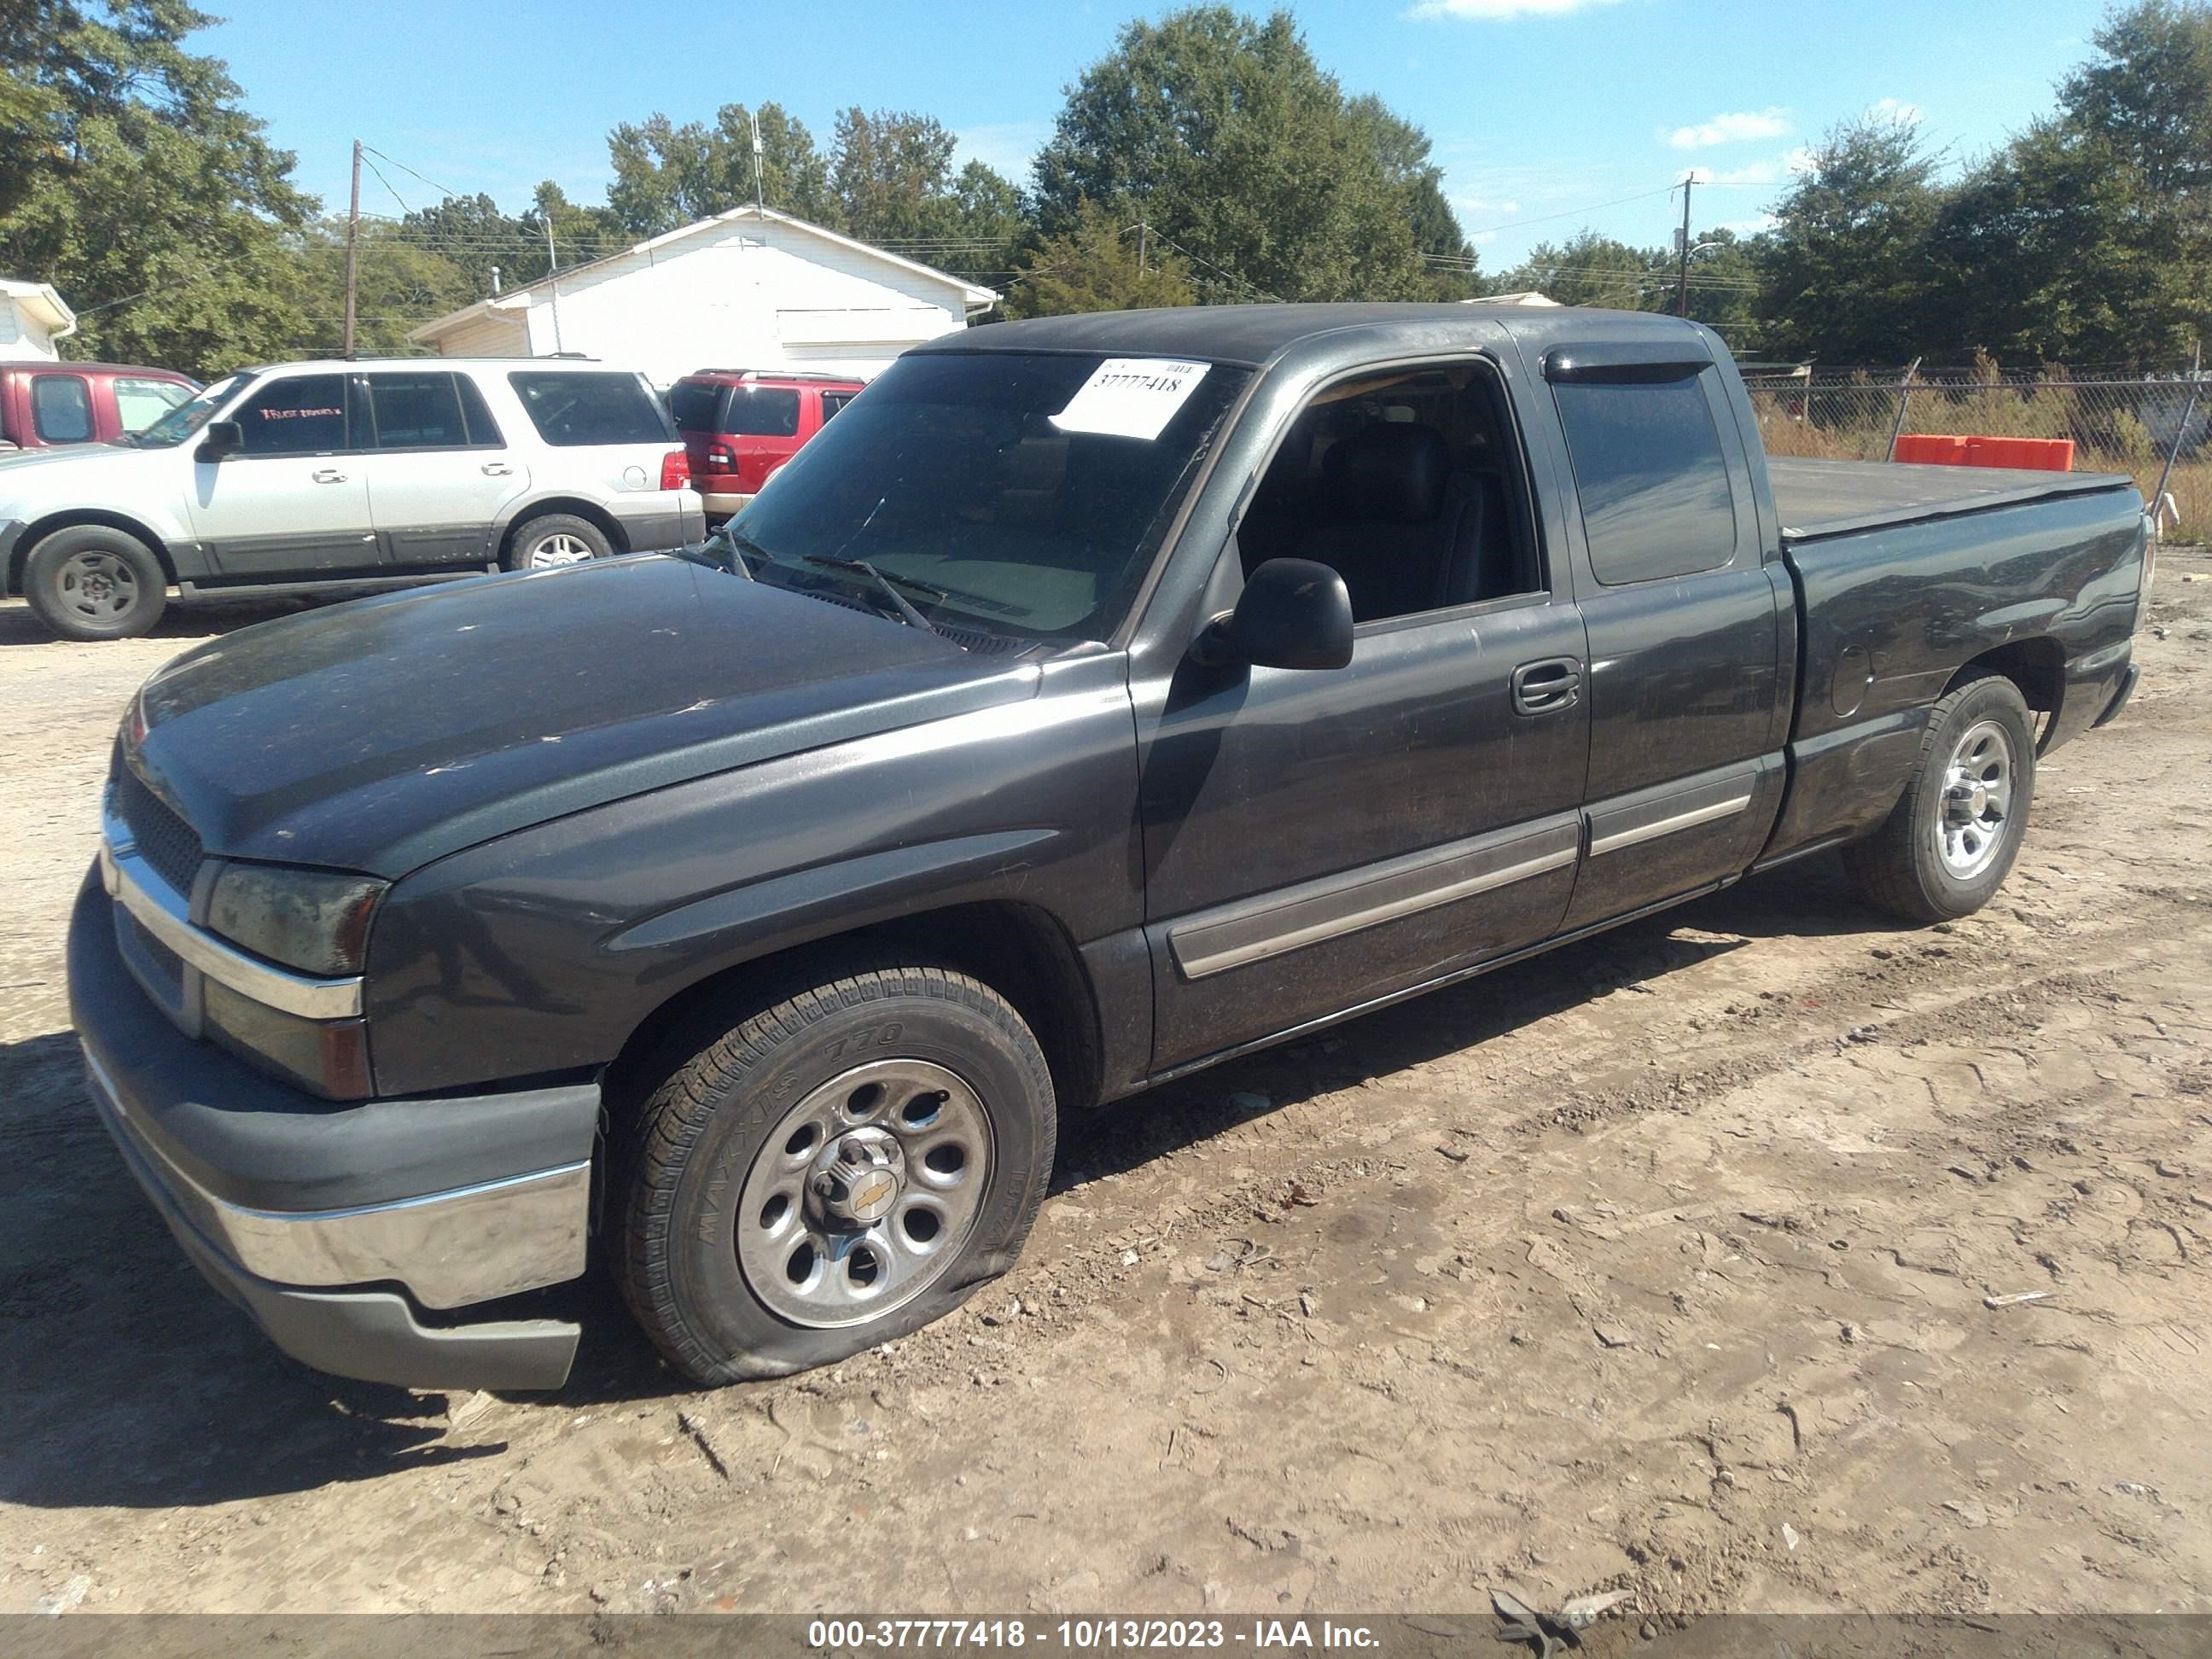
xmin=84 ymin=1047 xmax=588 ymax=1310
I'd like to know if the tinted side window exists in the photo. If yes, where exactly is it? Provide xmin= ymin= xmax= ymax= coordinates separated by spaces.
xmin=507 ymin=371 xmax=672 ymax=446
xmin=235 ymin=375 xmax=348 ymax=455
xmin=455 ymin=374 xmax=504 ymax=446
xmin=114 ymin=377 xmax=194 ymax=433
xmin=1553 ymin=375 xmax=1737 ymax=585
xmin=821 ymin=393 xmax=855 ymax=422
xmin=668 ymin=381 xmax=725 ymax=431
xmin=723 ymin=387 xmax=800 ymax=436
xmin=31 ymin=375 xmax=94 ymax=442
xmin=364 ymin=373 xmax=469 ymax=449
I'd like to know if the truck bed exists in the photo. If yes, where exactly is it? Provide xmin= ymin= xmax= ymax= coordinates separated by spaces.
xmin=1770 ymin=457 xmax=2138 ymax=543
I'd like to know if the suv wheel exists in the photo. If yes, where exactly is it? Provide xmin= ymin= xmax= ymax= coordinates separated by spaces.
xmin=505 ymin=513 xmax=612 ymax=572
xmin=23 ymin=525 xmax=169 ymax=640
xmin=614 ymin=958 xmax=1057 ymax=1384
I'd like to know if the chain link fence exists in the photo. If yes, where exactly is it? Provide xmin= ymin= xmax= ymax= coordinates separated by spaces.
xmin=1742 ymin=366 xmax=2210 ymax=539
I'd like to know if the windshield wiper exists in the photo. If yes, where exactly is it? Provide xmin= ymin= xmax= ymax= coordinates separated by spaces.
xmin=800 ymin=555 xmax=954 ymax=640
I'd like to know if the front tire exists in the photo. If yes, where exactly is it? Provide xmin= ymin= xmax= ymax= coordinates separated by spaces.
xmin=1844 ymin=672 xmax=2037 ymax=923
xmin=614 ymin=959 xmax=1057 ymax=1384
xmin=23 ymin=526 xmax=169 ymax=640
xmin=504 ymin=512 xmax=612 ymax=572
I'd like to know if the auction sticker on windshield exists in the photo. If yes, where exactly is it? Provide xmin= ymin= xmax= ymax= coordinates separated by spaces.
xmin=1051 ymin=358 xmax=1208 ymax=441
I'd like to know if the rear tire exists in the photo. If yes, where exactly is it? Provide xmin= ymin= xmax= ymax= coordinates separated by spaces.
xmin=1843 ymin=672 xmax=2037 ymax=923
xmin=504 ymin=513 xmax=611 ymax=572
xmin=614 ymin=958 xmax=1057 ymax=1385
xmin=23 ymin=525 xmax=168 ymax=640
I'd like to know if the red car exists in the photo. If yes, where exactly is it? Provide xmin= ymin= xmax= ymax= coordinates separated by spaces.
xmin=669 ymin=368 xmax=865 ymax=519
xmin=0 ymin=360 xmax=200 ymax=451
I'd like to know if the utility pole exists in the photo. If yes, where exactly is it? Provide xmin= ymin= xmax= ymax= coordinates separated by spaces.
xmin=750 ymin=108 xmax=765 ymax=214
xmin=342 ymin=139 xmax=362 ymax=356
xmin=544 ymin=215 xmax=565 ymax=353
xmin=1137 ymin=218 xmax=1148 ymax=275
xmin=1675 ymin=176 xmax=1693 ymax=318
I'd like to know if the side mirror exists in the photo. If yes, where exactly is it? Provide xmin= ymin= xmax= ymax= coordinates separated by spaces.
xmin=1191 ymin=557 xmax=1354 ymax=672
xmin=196 ymin=420 xmax=242 ymax=460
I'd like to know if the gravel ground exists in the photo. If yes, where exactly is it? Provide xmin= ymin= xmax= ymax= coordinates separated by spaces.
xmin=1 ymin=559 xmax=2209 ymax=1624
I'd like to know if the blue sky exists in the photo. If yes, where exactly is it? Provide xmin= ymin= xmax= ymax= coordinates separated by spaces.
xmin=205 ymin=0 xmax=2107 ymax=275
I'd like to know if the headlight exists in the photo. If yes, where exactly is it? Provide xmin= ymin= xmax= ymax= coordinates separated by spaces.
xmin=205 ymin=862 xmax=387 ymax=976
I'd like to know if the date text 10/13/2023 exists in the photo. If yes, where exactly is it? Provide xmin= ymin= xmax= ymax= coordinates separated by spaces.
xmin=807 ymin=1620 xmax=1382 ymax=1652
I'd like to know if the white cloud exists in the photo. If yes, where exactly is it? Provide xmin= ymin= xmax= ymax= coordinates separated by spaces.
xmin=1868 ymin=96 xmax=1924 ymax=125
xmin=1681 ymin=146 xmax=1815 ymax=188
xmin=1455 ymin=195 xmax=1523 ymax=215
xmin=1407 ymin=0 xmax=1622 ymax=20
xmin=1662 ymin=108 xmax=1792 ymax=150
xmin=953 ymin=121 xmax=1051 ymax=182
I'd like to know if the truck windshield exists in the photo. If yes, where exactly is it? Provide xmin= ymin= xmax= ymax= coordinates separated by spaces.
xmin=128 ymin=373 xmax=253 ymax=448
xmin=731 ymin=352 xmax=1248 ymax=643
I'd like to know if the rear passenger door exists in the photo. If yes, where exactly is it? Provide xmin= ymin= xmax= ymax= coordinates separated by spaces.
xmin=354 ymin=370 xmax=527 ymax=566
xmin=1535 ymin=344 xmax=1790 ymax=930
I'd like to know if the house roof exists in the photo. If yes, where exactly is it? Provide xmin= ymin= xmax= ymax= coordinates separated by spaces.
xmin=0 ymin=278 xmax=77 ymax=339
xmin=408 ymin=207 xmax=996 ymax=346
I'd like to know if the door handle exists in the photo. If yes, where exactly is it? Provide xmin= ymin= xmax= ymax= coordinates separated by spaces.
xmin=480 ymin=462 xmax=513 ymax=476
xmin=1511 ymin=656 xmax=1583 ymax=715
xmin=311 ymin=469 xmax=347 ymax=484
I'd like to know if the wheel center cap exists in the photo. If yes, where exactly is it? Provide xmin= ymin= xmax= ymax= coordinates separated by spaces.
xmin=810 ymin=1128 xmax=905 ymax=1227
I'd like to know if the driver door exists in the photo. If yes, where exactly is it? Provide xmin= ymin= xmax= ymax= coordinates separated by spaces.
xmin=1137 ymin=355 xmax=1590 ymax=1069
xmin=188 ymin=372 xmax=376 ymax=577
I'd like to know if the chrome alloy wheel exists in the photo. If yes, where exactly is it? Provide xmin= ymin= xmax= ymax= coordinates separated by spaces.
xmin=1934 ymin=718 xmax=2015 ymax=880
xmin=735 ymin=1059 xmax=994 ymax=1329
xmin=56 ymin=550 xmax=141 ymax=621
xmin=525 ymin=532 xmax=597 ymax=568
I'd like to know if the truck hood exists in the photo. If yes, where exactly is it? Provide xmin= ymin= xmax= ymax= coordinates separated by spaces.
xmin=0 ymin=441 xmax=169 ymax=493
xmin=125 ymin=556 xmax=1042 ymax=877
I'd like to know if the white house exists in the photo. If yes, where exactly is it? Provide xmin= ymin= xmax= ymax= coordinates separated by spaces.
xmin=408 ymin=206 xmax=996 ymax=386
xmin=0 ymin=279 xmax=78 ymax=362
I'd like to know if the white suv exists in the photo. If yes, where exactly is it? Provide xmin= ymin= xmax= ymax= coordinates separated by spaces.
xmin=0 ymin=358 xmax=705 ymax=639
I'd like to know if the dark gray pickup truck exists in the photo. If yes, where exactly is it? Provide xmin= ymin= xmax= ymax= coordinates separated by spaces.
xmin=69 ymin=304 xmax=2149 ymax=1391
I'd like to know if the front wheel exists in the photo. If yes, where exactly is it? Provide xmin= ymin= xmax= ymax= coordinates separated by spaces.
xmin=1844 ymin=672 xmax=2037 ymax=923
xmin=23 ymin=525 xmax=169 ymax=640
xmin=614 ymin=959 xmax=1057 ymax=1384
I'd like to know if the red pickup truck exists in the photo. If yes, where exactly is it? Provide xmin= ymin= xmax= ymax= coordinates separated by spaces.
xmin=0 ymin=361 xmax=199 ymax=452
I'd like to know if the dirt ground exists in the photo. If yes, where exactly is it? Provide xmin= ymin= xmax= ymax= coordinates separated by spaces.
xmin=3 ymin=556 xmax=2209 ymax=1627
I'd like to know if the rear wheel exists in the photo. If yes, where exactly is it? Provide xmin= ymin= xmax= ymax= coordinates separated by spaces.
xmin=614 ymin=958 xmax=1057 ymax=1384
xmin=1844 ymin=672 xmax=2037 ymax=923
xmin=504 ymin=513 xmax=611 ymax=572
xmin=23 ymin=525 xmax=168 ymax=640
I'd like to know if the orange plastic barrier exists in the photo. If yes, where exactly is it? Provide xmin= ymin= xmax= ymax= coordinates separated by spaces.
xmin=1894 ymin=434 xmax=1968 ymax=465
xmin=1893 ymin=434 xmax=2075 ymax=471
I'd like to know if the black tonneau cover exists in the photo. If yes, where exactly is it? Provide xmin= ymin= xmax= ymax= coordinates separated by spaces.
xmin=1771 ymin=457 xmax=2137 ymax=543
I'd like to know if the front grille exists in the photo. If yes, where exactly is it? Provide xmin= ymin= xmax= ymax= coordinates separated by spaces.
xmin=114 ymin=767 xmax=203 ymax=897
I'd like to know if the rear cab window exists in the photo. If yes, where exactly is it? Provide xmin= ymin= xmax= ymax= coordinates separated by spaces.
xmin=1552 ymin=372 xmax=1738 ymax=585
xmin=508 ymin=371 xmax=672 ymax=447
xmin=31 ymin=374 xmax=94 ymax=443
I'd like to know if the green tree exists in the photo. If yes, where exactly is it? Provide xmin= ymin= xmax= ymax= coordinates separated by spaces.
xmin=604 ymin=102 xmax=834 ymax=237
xmin=2061 ymin=0 xmax=2212 ymax=195
xmin=1346 ymin=94 xmax=1481 ymax=299
xmin=397 ymin=191 xmax=538 ymax=301
xmin=1493 ymin=231 xmax=1665 ymax=310
xmin=0 ymin=0 xmax=313 ymax=375
xmin=1753 ymin=114 xmax=1944 ymax=363
xmin=1030 ymin=7 xmax=1443 ymax=304
xmin=280 ymin=218 xmax=473 ymax=358
xmin=1004 ymin=200 xmax=1196 ymax=318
